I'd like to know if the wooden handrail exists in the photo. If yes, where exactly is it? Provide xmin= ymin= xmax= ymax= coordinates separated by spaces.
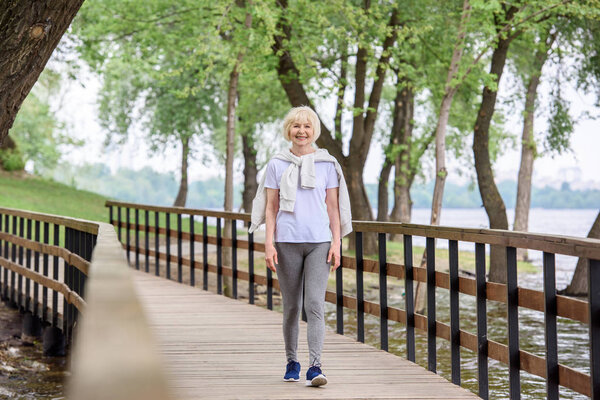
xmin=105 ymin=200 xmax=251 ymax=221
xmin=0 ymin=206 xmax=99 ymax=234
xmin=68 ymin=222 xmax=171 ymax=400
xmin=105 ymin=200 xmax=600 ymax=258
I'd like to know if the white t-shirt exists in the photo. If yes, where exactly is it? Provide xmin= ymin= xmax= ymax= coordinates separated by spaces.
xmin=264 ymin=158 xmax=339 ymax=243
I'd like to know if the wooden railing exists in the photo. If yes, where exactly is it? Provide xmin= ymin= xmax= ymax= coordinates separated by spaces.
xmin=106 ymin=200 xmax=600 ymax=400
xmin=0 ymin=207 xmax=171 ymax=400
xmin=0 ymin=207 xmax=96 ymax=342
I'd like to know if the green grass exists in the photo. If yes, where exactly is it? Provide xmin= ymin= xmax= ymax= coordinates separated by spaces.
xmin=0 ymin=171 xmax=109 ymax=222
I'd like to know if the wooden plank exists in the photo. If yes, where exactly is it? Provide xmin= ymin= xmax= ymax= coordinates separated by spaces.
xmin=132 ymin=270 xmax=478 ymax=399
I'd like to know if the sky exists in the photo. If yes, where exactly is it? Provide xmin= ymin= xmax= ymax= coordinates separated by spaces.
xmin=52 ymin=59 xmax=599 ymax=191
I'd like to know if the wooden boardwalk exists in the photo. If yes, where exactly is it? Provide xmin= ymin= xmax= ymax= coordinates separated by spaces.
xmin=132 ymin=271 xmax=478 ymax=400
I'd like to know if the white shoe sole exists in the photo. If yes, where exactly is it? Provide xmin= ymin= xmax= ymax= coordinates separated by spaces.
xmin=283 ymin=377 xmax=299 ymax=382
xmin=306 ymin=374 xmax=327 ymax=387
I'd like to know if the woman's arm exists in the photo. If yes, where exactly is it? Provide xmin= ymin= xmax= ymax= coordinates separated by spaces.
xmin=265 ymin=188 xmax=279 ymax=272
xmin=325 ymin=187 xmax=341 ymax=270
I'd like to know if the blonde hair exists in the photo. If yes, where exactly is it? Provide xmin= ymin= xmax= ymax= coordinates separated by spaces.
xmin=282 ymin=106 xmax=321 ymax=143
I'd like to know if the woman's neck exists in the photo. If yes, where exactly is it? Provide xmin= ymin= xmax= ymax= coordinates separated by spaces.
xmin=290 ymin=144 xmax=316 ymax=157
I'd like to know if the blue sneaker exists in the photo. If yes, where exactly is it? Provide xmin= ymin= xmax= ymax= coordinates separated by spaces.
xmin=283 ymin=360 xmax=300 ymax=382
xmin=305 ymin=365 xmax=327 ymax=387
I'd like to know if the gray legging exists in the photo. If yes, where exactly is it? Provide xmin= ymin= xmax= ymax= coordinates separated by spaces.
xmin=275 ymin=242 xmax=331 ymax=367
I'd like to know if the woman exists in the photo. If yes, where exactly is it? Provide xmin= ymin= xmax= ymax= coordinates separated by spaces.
xmin=249 ymin=106 xmax=352 ymax=387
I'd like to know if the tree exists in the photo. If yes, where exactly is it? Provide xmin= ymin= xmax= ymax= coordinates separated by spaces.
xmin=73 ymin=0 xmax=226 ymax=206
xmin=472 ymin=1 xmax=594 ymax=283
xmin=1 ymin=68 xmax=77 ymax=174
xmin=271 ymin=0 xmax=404 ymax=253
xmin=512 ymin=24 xmax=561 ymax=261
xmin=0 ymin=0 xmax=84 ymax=145
xmin=562 ymin=211 xmax=600 ymax=296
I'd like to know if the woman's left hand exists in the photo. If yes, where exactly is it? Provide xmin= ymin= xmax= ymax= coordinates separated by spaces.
xmin=327 ymin=242 xmax=341 ymax=270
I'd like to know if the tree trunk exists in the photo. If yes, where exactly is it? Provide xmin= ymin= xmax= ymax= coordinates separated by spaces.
xmin=222 ymin=8 xmax=252 ymax=297
xmin=377 ymin=75 xmax=414 ymax=224
xmin=473 ymin=32 xmax=515 ymax=284
xmin=223 ymin=58 xmax=242 ymax=298
xmin=389 ymin=84 xmax=415 ymax=225
xmin=377 ymin=160 xmax=392 ymax=222
xmin=173 ymin=136 xmax=189 ymax=207
xmin=344 ymin=158 xmax=377 ymax=254
xmin=514 ymin=30 xmax=556 ymax=261
xmin=224 ymin=65 xmax=239 ymax=215
xmin=415 ymin=0 xmax=471 ymax=312
xmin=0 ymin=135 xmax=16 ymax=150
xmin=0 ymin=0 xmax=84 ymax=144
xmin=241 ymin=128 xmax=258 ymax=213
xmin=563 ymin=211 xmax=600 ymax=296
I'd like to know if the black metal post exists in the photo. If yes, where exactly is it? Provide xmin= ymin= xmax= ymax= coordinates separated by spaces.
xmin=52 ymin=224 xmax=59 ymax=327
xmin=217 ymin=217 xmax=222 ymax=294
xmin=378 ymin=232 xmax=388 ymax=351
xmin=117 ymin=206 xmax=122 ymax=242
xmin=25 ymin=219 xmax=31 ymax=312
xmin=336 ymin=240 xmax=343 ymax=335
xmin=426 ymin=237 xmax=436 ymax=372
xmin=109 ymin=205 xmax=113 ymax=227
xmin=33 ymin=220 xmax=40 ymax=317
xmin=248 ymin=222 xmax=254 ymax=304
xmin=267 ymin=267 xmax=273 ymax=310
xmin=72 ymin=230 xmax=80 ymax=327
xmin=63 ymin=228 xmax=70 ymax=339
xmin=190 ymin=215 xmax=195 ymax=287
xmin=177 ymin=213 xmax=182 ymax=283
xmin=166 ymin=212 xmax=171 ymax=279
xmin=449 ymin=239 xmax=460 ymax=385
xmin=543 ymin=252 xmax=558 ymax=400
xmin=506 ymin=246 xmax=520 ymax=399
xmin=356 ymin=231 xmax=364 ymax=343
xmin=589 ymin=258 xmax=600 ymax=399
xmin=135 ymin=208 xmax=140 ymax=270
xmin=11 ymin=215 xmax=17 ymax=306
xmin=232 ymin=219 xmax=237 ymax=299
xmin=126 ymin=208 xmax=130 ymax=263
xmin=18 ymin=217 xmax=23 ymax=310
xmin=203 ymin=216 xmax=208 ymax=291
xmin=154 ymin=211 xmax=160 ymax=276
xmin=145 ymin=210 xmax=150 ymax=273
xmin=475 ymin=242 xmax=488 ymax=400
xmin=403 ymin=234 xmax=415 ymax=362
xmin=43 ymin=222 xmax=49 ymax=323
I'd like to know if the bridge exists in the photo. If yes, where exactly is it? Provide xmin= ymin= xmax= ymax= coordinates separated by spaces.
xmin=0 ymin=202 xmax=599 ymax=399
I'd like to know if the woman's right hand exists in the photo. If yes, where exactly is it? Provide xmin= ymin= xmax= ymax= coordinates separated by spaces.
xmin=265 ymin=243 xmax=278 ymax=272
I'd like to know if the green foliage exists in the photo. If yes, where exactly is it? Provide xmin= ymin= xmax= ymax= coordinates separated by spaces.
xmin=0 ymin=149 xmax=25 ymax=171
xmin=7 ymin=68 xmax=76 ymax=174
xmin=544 ymin=89 xmax=574 ymax=156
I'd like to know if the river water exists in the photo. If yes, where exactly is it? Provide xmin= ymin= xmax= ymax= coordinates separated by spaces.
xmin=0 ymin=302 xmax=67 ymax=399
xmin=323 ymin=208 xmax=598 ymax=399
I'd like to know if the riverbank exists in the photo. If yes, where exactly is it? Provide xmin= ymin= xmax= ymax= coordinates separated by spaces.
xmin=0 ymin=302 xmax=67 ymax=399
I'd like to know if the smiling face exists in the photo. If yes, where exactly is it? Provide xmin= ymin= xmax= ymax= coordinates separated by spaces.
xmin=289 ymin=118 xmax=314 ymax=147
xmin=282 ymin=107 xmax=321 ymax=147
